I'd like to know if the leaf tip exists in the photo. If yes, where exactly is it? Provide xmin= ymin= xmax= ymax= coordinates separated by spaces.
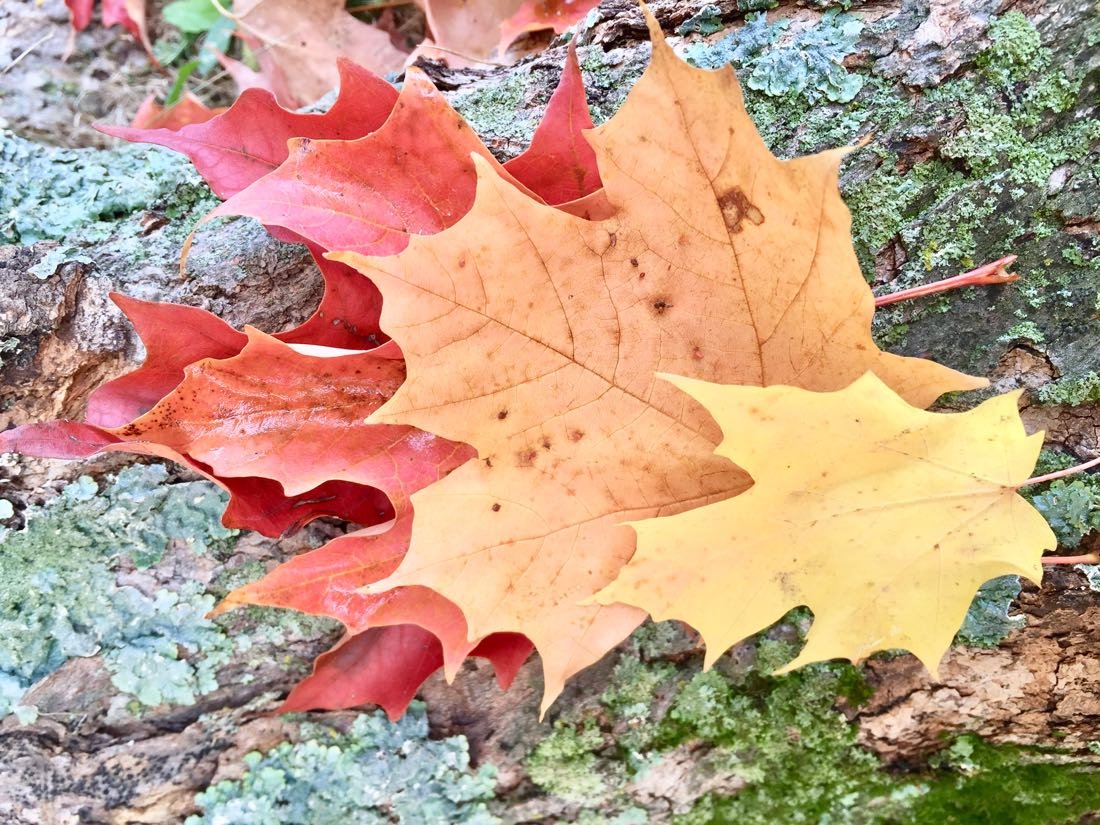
xmin=639 ymin=2 xmax=664 ymax=46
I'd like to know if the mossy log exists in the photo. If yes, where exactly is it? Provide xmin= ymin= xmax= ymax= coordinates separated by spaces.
xmin=1 ymin=0 xmax=1098 ymax=822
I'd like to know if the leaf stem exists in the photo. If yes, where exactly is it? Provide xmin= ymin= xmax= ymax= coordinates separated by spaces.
xmin=1020 ymin=456 xmax=1100 ymax=487
xmin=1041 ymin=554 xmax=1100 ymax=565
xmin=873 ymin=255 xmax=1019 ymax=308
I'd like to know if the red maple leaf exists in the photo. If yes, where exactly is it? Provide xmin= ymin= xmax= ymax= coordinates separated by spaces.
xmin=6 ymin=55 xmax=604 ymax=718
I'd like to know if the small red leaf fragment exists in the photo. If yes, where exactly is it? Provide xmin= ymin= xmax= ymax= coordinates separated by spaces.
xmin=503 ymin=44 xmax=602 ymax=206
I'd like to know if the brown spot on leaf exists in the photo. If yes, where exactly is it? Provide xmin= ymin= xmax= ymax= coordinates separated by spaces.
xmin=497 ymin=409 xmax=508 ymax=420
xmin=517 ymin=449 xmax=538 ymax=467
xmin=717 ymin=187 xmax=765 ymax=233
xmin=492 ymin=503 xmax=501 ymax=512
xmin=630 ymin=257 xmax=639 ymax=267
xmin=567 ymin=429 xmax=585 ymax=442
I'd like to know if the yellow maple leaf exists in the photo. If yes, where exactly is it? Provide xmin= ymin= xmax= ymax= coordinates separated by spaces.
xmin=596 ymin=372 xmax=1056 ymax=675
xmin=337 ymin=13 xmax=985 ymax=710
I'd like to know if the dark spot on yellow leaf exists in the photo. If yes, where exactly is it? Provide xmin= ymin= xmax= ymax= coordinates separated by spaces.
xmin=717 ymin=187 xmax=765 ymax=233
xmin=492 ymin=503 xmax=501 ymax=512
xmin=517 ymin=449 xmax=538 ymax=467
xmin=497 ymin=409 xmax=508 ymax=420
xmin=630 ymin=257 xmax=639 ymax=267
xmin=568 ymin=429 xmax=584 ymax=442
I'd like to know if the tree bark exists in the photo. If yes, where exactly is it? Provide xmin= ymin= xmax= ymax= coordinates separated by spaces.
xmin=1 ymin=0 xmax=1098 ymax=822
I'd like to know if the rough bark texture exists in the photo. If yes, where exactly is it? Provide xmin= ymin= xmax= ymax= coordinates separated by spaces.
xmin=1 ymin=0 xmax=1098 ymax=822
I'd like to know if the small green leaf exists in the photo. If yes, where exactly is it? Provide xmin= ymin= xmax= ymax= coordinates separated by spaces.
xmin=163 ymin=0 xmax=225 ymax=34
xmin=165 ymin=59 xmax=201 ymax=107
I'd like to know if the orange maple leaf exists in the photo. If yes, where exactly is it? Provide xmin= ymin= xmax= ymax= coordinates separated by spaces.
xmin=337 ymin=13 xmax=985 ymax=711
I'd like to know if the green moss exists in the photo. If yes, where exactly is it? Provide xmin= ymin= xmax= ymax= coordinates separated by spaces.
xmin=577 ymin=50 xmax=647 ymax=126
xmin=0 ymin=131 xmax=217 ymax=246
xmin=677 ymin=5 xmax=724 ymax=36
xmin=0 ymin=465 xmax=237 ymax=717
xmin=668 ymin=664 xmax=900 ymax=824
xmin=999 ymin=320 xmax=1046 ymax=344
xmin=837 ymin=12 xmax=1097 ymax=375
xmin=1015 ymin=449 xmax=1100 ymax=550
xmin=687 ymin=10 xmax=865 ymax=104
xmin=1036 ymin=372 xmax=1100 ymax=406
xmin=188 ymin=703 xmax=500 ymax=824
xmin=977 ymin=12 xmax=1044 ymax=87
xmin=1028 ymin=478 xmax=1100 ymax=549
xmin=955 ymin=576 xmax=1024 ymax=647
xmin=910 ymin=735 xmax=1100 ymax=824
xmin=527 ymin=719 xmax=609 ymax=800
xmin=671 ymin=682 xmax=1100 ymax=824
xmin=527 ymin=591 xmax=1100 ymax=821
xmin=452 ymin=73 xmax=538 ymax=155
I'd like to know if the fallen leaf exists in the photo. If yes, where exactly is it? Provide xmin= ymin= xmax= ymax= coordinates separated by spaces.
xmin=498 ymin=0 xmax=601 ymax=55
xmin=206 ymin=69 xmax=536 ymax=256
xmin=220 ymin=512 xmax=498 ymax=678
xmin=596 ymin=372 xmax=1055 ymax=674
xmin=0 ymin=422 xmax=394 ymax=536
xmin=233 ymin=0 xmax=407 ymax=107
xmin=65 ymin=0 xmax=143 ymax=41
xmin=86 ymin=294 xmax=247 ymax=428
xmin=279 ymin=626 xmax=531 ymax=719
xmin=130 ymin=93 xmax=226 ymax=130
xmin=104 ymin=327 xmax=472 ymax=506
xmin=500 ymin=43 xmax=601 ymax=205
xmin=277 ymin=246 xmax=386 ymax=350
xmin=338 ymin=13 xmax=984 ymax=710
xmin=415 ymin=0 xmax=524 ymax=65
xmin=99 ymin=60 xmax=398 ymax=200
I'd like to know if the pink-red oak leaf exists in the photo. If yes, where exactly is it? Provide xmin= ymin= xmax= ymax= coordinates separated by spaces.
xmin=99 ymin=60 xmax=399 ymax=200
xmin=279 ymin=627 xmax=531 ymax=720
